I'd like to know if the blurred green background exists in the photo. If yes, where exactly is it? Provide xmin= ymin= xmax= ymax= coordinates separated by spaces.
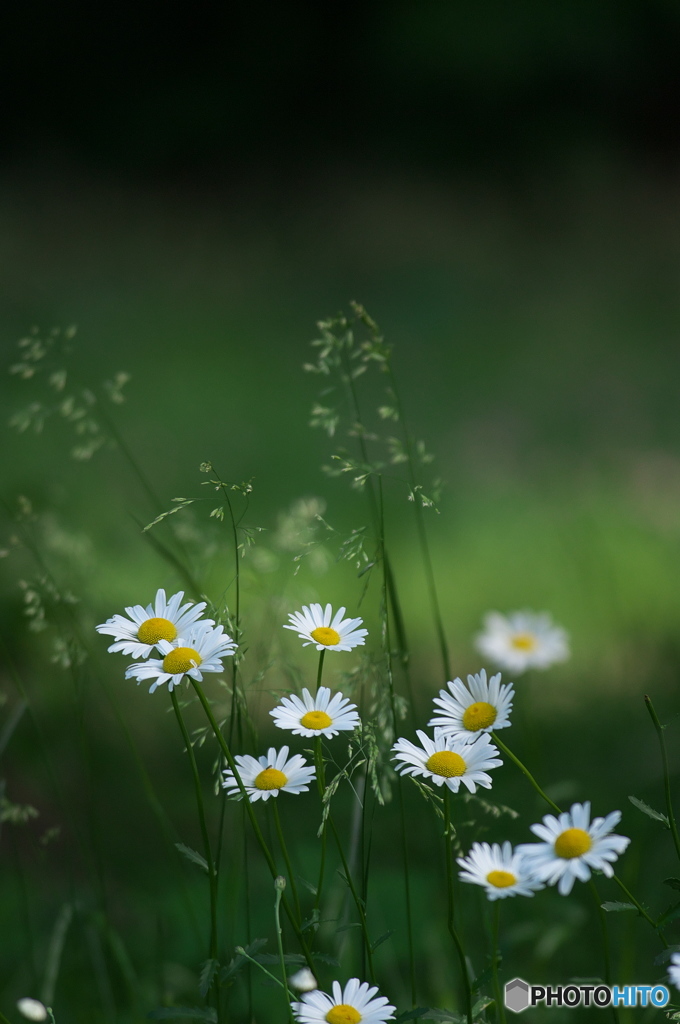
xmin=2 ymin=1 xmax=680 ymax=1021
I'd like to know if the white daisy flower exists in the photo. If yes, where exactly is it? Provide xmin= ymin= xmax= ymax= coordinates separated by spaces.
xmin=391 ymin=729 xmax=502 ymax=794
xmin=429 ymin=668 xmax=513 ymax=743
xmin=283 ymin=603 xmax=368 ymax=652
xmin=292 ymin=977 xmax=395 ymax=1024
xmin=270 ymin=686 xmax=360 ymax=738
xmin=96 ymin=588 xmax=212 ymax=659
xmin=124 ymin=621 xmax=236 ymax=694
xmin=516 ymin=801 xmax=630 ymax=896
xmin=457 ymin=841 xmax=544 ymax=900
xmin=475 ymin=610 xmax=569 ymax=674
xmin=222 ymin=745 xmax=316 ymax=802
xmin=668 ymin=952 xmax=680 ymax=991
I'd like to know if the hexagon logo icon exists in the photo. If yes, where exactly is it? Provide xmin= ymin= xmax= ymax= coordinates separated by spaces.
xmin=505 ymin=978 xmax=530 ymax=1013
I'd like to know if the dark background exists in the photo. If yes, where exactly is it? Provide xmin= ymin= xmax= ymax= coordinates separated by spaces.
xmin=5 ymin=0 xmax=680 ymax=177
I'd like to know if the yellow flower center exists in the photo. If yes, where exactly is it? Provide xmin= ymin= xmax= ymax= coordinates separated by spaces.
xmin=137 ymin=616 xmax=178 ymax=644
xmin=486 ymin=870 xmax=517 ymax=888
xmin=462 ymin=701 xmax=497 ymax=731
xmin=425 ymin=751 xmax=467 ymax=777
xmin=510 ymin=632 xmax=537 ymax=651
xmin=254 ymin=767 xmax=288 ymax=791
xmin=310 ymin=626 xmax=341 ymax=646
xmin=300 ymin=710 xmax=333 ymax=730
xmin=554 ymin=827 xmax=592 ymax=859
xmin=162 ymin=647 xmax=202 ymax=675
xmin=326 ymin=1007 xmax=361 ymax=1024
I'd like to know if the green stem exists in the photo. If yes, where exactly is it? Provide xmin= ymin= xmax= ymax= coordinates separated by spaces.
xmin=219 ymin=480 xmax=242 ymax=748
xmin=443 ymin=790 xmax=473 ymax=1024
xmin=170 ymin=691 xmax=219 ymax=1014
xmin=491 ymin=734 xmax=561 ymax=814
xmin=328 ymin=814 xmax=376 ymax=984
xmin=386 ymin=362 xmax=451 ymax=681
xmin=588 ymin=881 xmax=619 ymax=1024
xmin=378 ymin=476 xmax=416 ymax=1004
xmin=189 ymin=678 xmax=315 ymax=969
xmin=339 ymin=335 xmax=416 ymax=714
xmin=645 ymin=695 xmax=680 ymax=866
xmin=612 ymin=875 xmax=667 ymax=943
xmin=274 ymin=878 xmax=297 ymax=1024
xmin=235 ymin=946 xmax=284 ymax=988
xmin=315 ymin=649 xmax=326 ymax=695
xmin=273 ymin=801 xmax=302 ymax=924
xmin=491 ymin=902 xmax=506 ymax=1024
xmin=314 ymin=737 xmax=328 ymax=916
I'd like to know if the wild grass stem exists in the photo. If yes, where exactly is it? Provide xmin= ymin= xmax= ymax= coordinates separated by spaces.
xmin=378 ymin=477 xmax=417 ymax=1003
xmin=491 ymin=902 xmax=506 ymax=1024
xmin=272 ymin=800 xmax=302 ymax=925
xmin=443 ymin=789 xmax=473 ymax=1024
xmin=644 ymin=694 xmax=680 ymax=867
xmin=189 ymin=677 xmax=316 ymax=970
xmin=274 ymin=877 xmax=297 ymax=1024
xmin=169 ymin=690 xmax=220 ymax=1016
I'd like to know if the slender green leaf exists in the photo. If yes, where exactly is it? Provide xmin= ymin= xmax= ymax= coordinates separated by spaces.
xmin=654 ymin=945 xmax=680 ymax=966
xmin=175 ymin=843 xmax=209 ymax=874
xmin=310 ymin=953 xmax=340 ymax=966
xmin=657 ymin=901 xmax=680 ymax=927
xmin=371 ymin=929 xmax=393 ymax=952
xmin=628 ymin=795 xmax=669 ymax=827
xmin=198 ymin=959 xmax=219 ymax=999
xmin=601 ymin=901 xmax=637 ymax=912
xmin=472 ymin=996 xmax=494 ymax=1016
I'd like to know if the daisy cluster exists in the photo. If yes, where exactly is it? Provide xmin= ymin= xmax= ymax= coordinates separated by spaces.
xmin=96 ymin=589 xmax=237 ymax=693
xmin=391 ymin=669 xmax=509 ymax=796
xmin=221 ymin=603 xmax=365 ymax=802
xmin=391 ymin=661 xmax=630 ymax=901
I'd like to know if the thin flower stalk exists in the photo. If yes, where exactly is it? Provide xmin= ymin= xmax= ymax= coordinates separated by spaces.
xmin=274 ymin=877 xmax=297 ymax=1024
xmin=588 ymin=881 xmax=620 ymax=1024
xmin=645 ymin=694 xmax=680 ymax=867
xmin=272 ymin=802 xmax=302 ymax=925
xmin=312 ymin=720 xmax=375 ymax=981
xmin=379 ymin=476 xmax=416 ymax=1005
xmin=95 ymin=403 xmax=201 ymax=599
xmin=491 ymin=733 xmax=561 ymax=815
xmin=491 ymin=902 xmax=506 ymax=1024
xmin=327 ymin=812 xmax=376 ymax=984
xmin=189 ymin=677 xmax=315 ymax=970
xmin=312 ymin=650 xmax=327 ymax=916
xmin=383 ymin=353 xmax=451 ymax=681
xmin=313 ymin=672 xmax=328 ymax=917
xmin=315 ymin=649 xmax=325 ymax=695
xmin=169 ymin=691 xmax=220 ymax=1017
xmin=443 ymin=790 xmax=473 ymax=1024
xmin=336 ymin=322 xmax=417 ymax=717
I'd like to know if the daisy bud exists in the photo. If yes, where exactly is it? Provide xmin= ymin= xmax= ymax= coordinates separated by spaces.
xmin=289 ymin=967 xmax=318 ymax=992
xmin=17 ymin=999 xmax=48 ymax=1022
